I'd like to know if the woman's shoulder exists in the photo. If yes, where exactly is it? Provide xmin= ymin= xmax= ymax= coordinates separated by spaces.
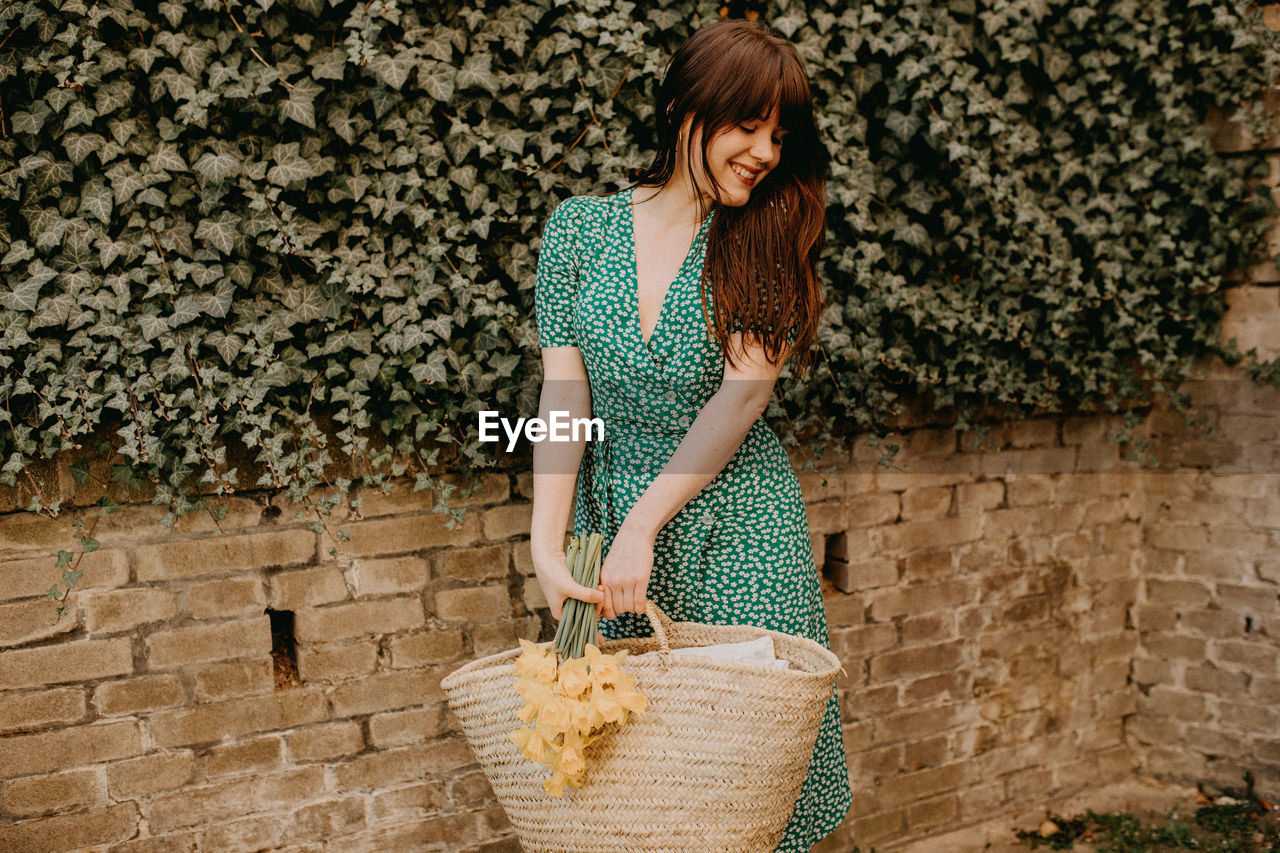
xmin=552 ymin=189 xmax=628 ymax=218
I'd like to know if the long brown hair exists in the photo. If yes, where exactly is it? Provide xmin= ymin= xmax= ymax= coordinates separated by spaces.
xmin=630 ymin=19 xmax=828 ymax=374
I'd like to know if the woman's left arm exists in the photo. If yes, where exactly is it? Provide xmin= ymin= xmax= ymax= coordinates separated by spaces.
xmin=597 ymin=333 xmax=787 ymax=618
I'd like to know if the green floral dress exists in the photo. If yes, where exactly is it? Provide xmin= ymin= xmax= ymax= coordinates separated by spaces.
xmin=535 ymin=187 xmax=852 ymax=852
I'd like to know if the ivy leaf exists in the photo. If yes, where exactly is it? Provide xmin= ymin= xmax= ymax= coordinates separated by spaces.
xmin=69 ymin=459 xmax=91 ymax=485
xmin=138 ymin=313 xmax=170 ymax=342
xmin=267 ymin=142 xmax=314 ymax=186
xmin=194 ymin=150 xmax=240 ymax=182
xmin=419 ymin=60 xmax=456 ymax=102
xmin=56 ymin=550 xmax=74 ymax=568
xmin=81 ymin=536 xmax=101 ymax=553
xmin=2 ymin=277 xmax=44 ymax=312
xmin=456 ymin=54 xmax=496 ymax=94
xmin=195 ymin=212 xmax=239 ymax=254
xmin=80 ymin=179 xmax=113 ymax=224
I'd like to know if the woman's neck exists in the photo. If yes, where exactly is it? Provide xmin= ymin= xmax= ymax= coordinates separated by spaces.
xmin=634 ymin=169 xmax=710 ymax=228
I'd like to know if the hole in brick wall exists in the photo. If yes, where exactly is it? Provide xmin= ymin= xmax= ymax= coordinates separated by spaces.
xmin=1245 ymin=616 xmax=1253 ymax=633
xmin=822 ymin=532 xmax=850 ymax=592
xmin=267 ymin=609 xmax=300 ymax=689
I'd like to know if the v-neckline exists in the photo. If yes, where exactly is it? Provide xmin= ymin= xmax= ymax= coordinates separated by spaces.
xmin=626 ymin=187 xmax=712 ymax=351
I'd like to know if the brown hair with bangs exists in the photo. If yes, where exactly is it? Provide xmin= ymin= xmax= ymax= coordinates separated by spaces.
xmin=629 ymin=19 xmax=828 ymax=375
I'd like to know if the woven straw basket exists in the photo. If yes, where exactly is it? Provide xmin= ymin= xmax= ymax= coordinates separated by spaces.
xmin=439 ymin=601 xmax=842 ymax=853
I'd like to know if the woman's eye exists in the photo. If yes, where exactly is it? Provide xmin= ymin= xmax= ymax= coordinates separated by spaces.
xmin=739 ymin=124 xmax=755 ymax=134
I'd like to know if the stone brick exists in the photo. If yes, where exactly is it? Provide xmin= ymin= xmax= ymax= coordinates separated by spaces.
xmin=901 ymin=612 xmax=954 ymax=645
xmin=193 ymin=658 xmax=275 ymax=702
xmin=1143 ymin=579 xmax=1212 ymax=609
xmin=1131 ymin=656 xmax=1174 ymax=686
xmin=148 ymin=690 xmax=328 ymax=748
xmin=80 ymin=587 xmax=179 ymax=635
xmin=957 ymin=480 xmax=1004 ymax=513
xmin=868 ymin=580 xmax=971 ymax=620
xmin=369 ymin=782 xmax=446 ymax=823
xmin=0 ymin=511 xmax=79 ymax=555
xmin=144 ymin=766 xmax=324 ymax=834
xmin=145 ymin=617 xmax=272 ymax=669
xmin=367 ymin=704 xmax=451 ymax=749
xmin=1005 ymin=476 xmax=1054 ymax=506
xmin=1139 ymin=686 xmax=1207 ymax=722
xmin=198 ymin=813 xmax=292 ymax=852
xmin=331 ymin=512 xmax=482 ymax=557
xmin=1146 ymin=523 xmax=1210 ymax=553
xmin=202 ymin=735 xmax=285 ymax=778
xmin=876 ymin=761 xmax=970 ymax=807
xmin=184 ymin=576 xmax=267 ymax=620
xmin=904 ymin=550 xmax=954 ymax=582
xmin=294 ymin=596 xmax=424 ymax=642
xmin=0 ymin=548 xmax=129 ymax=602
xmin=333 ymin=739 xmax=474 ymax=791
xmin=876 ymin=516 xmax=981 ymax=553
xmin=434 ymin=584 xmax=511 ymax=622
xmin=977 ymin=447 xmax=1077 ymax=477
xmin=1185 ymin=663 xmax=1250 ymax=695
xmin=1 ymin=768 xmax=100 ymax=816
xmin=0 ymin=598 xmax=79 ymax=646
xmin=93 ymin=675 xmax=186 ymax=717
xmin=522 ymin=576 xmax=548 ymax=611
xmin=1180 ymin=608 xmax=1245 ymax=639
xmin=105 ymin=750 xmax=195 ymax=800
xmin=394 ymin=625 xmax=471 ymax=666
xmin=0 ymin=803 xmax=138 ymax=851
xmin=290 ymin=796 xmax=367 ymax=842
xmin=269 ymin=565 xmax=350 ymax=610
xmin=136 ymin=529 xmax=316 ymax=582
xmin=845 ymin=493 xmax=901 ymax=527
xmin=437 ymin=544 xmax=510 ymax=581
xmin=297 ymin=641 xmax=379 ymax=682
xmin=0 ymin=719 xmax=142 ymax=779
xmin=0 ymin=687 xmax=85 ymax=735
xmin=483 ymin=503 xmax=532 ymax=541
xmin=900 ymin=486 xmax=952 ymax=520
xmin=1213 ymin=639 xmax=1278 ymax=672
xmin=825 ymin=557 xmax=898 ymax=593
xmin=0 ymin=637 xmax=133 ymax=690
xmin=286 ymin=721 xmax=365 ymax=763
xmin=870 ymin=640 xmax=965 ymax=682
xmin=350 ymin=556 xmax=429 ymax=596
xmin=331 ymin=668 xmax=445 ymax=717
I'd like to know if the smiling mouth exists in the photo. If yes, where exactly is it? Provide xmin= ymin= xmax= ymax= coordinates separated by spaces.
xmin=729 ymin=163 xmax=758 ymax=185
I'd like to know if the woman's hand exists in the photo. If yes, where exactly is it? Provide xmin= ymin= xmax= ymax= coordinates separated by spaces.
xmin=531 ymin=547 xmax=605 ymax=622
xmin=597 ymin=523 xmax=656 ymax=619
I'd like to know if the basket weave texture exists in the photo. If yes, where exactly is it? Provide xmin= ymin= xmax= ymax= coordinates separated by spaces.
xmin=440 ymin=601 xmax=842 ymax=853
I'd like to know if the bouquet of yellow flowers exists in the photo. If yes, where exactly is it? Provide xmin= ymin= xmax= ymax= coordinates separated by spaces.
xmin=508 ymin=533 xmax=646 ymax=796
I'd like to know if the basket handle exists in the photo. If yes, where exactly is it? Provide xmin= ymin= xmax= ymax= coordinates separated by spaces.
xmin=642 ymin=600 xmax=676 ymax=653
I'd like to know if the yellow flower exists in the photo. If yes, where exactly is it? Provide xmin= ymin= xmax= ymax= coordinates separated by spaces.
xmin=592 ymin=686 xmax=624 ymax=725
xmin=509 ymin=725 xmax=550 ymax=763
xmin=557 ymin=655 xmax=591 ymax=699
xmin=539 ymin=694 xmax=571 ymax=731
xmin=583 ymin=643 xmax=624 ymax=687
xmin=542 ymin=769 xmax=569 ymax=797
xmin=559 ymin=734 xmax=586 ymax=776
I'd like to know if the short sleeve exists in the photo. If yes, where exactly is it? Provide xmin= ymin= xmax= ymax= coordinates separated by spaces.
xmin=535 ymin=197 xmax=586 ymax=348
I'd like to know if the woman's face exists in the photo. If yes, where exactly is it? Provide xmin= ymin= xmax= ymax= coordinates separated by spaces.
xmin=681 ymin=103 xmax=786 ymax=207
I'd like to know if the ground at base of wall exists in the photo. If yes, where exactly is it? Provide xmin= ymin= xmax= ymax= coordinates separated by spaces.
xmin=880 ymin=774 xmax=1276 ymax=852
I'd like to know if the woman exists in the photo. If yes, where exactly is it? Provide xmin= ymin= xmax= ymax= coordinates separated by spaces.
xmin=529 ymin=18 xmax=852 ymax=852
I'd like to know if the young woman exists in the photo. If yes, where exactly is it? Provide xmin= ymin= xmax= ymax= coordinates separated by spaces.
xmin=529 ymin=19 xmax=852 ymax=852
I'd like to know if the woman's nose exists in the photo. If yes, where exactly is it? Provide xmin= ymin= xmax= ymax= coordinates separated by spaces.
xmin=749 ymin=134 xmax=776 ymax=165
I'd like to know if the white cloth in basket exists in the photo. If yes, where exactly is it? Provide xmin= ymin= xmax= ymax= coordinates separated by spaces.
xmin=635 ymin=634 xmax=791 ymax=669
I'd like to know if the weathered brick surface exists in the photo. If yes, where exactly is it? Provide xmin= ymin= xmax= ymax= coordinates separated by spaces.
xmin=93 ymin=674 xmax=186 ymax=717
xmin=144 ymin=617 xmax=272 ymax=669
xmin=0 ymin=720 xmax=142 ymax=780
xmin=80 ymin=587 xmax=179 ymax=635
xmin=294 ymin=596 xmax=425 ymax=642
xmin=0 ymin=597 xmax=79 ymax=646
xmin=1 ymin=768 xmax=100 ymax=816
xmin=0 ymin=637 xmax=133 ymax=690
xmin=0 ymin=687 xmax=86 ymax=735
xmin=0 ymin=802 xmax=139 ymax=851
xmin=148 ymin=691 xmax=329 ymax=748
xmin=136 ymin=529 xmax=315 ymax=581
xmin=0 ymin=548 xmax=130 ymax=602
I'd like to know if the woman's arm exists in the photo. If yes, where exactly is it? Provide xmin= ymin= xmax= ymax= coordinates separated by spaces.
xmin=598 ymin=333 xmax=787 ymax=617
xmin=530 ymin=346 xmax=605 ymax=621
